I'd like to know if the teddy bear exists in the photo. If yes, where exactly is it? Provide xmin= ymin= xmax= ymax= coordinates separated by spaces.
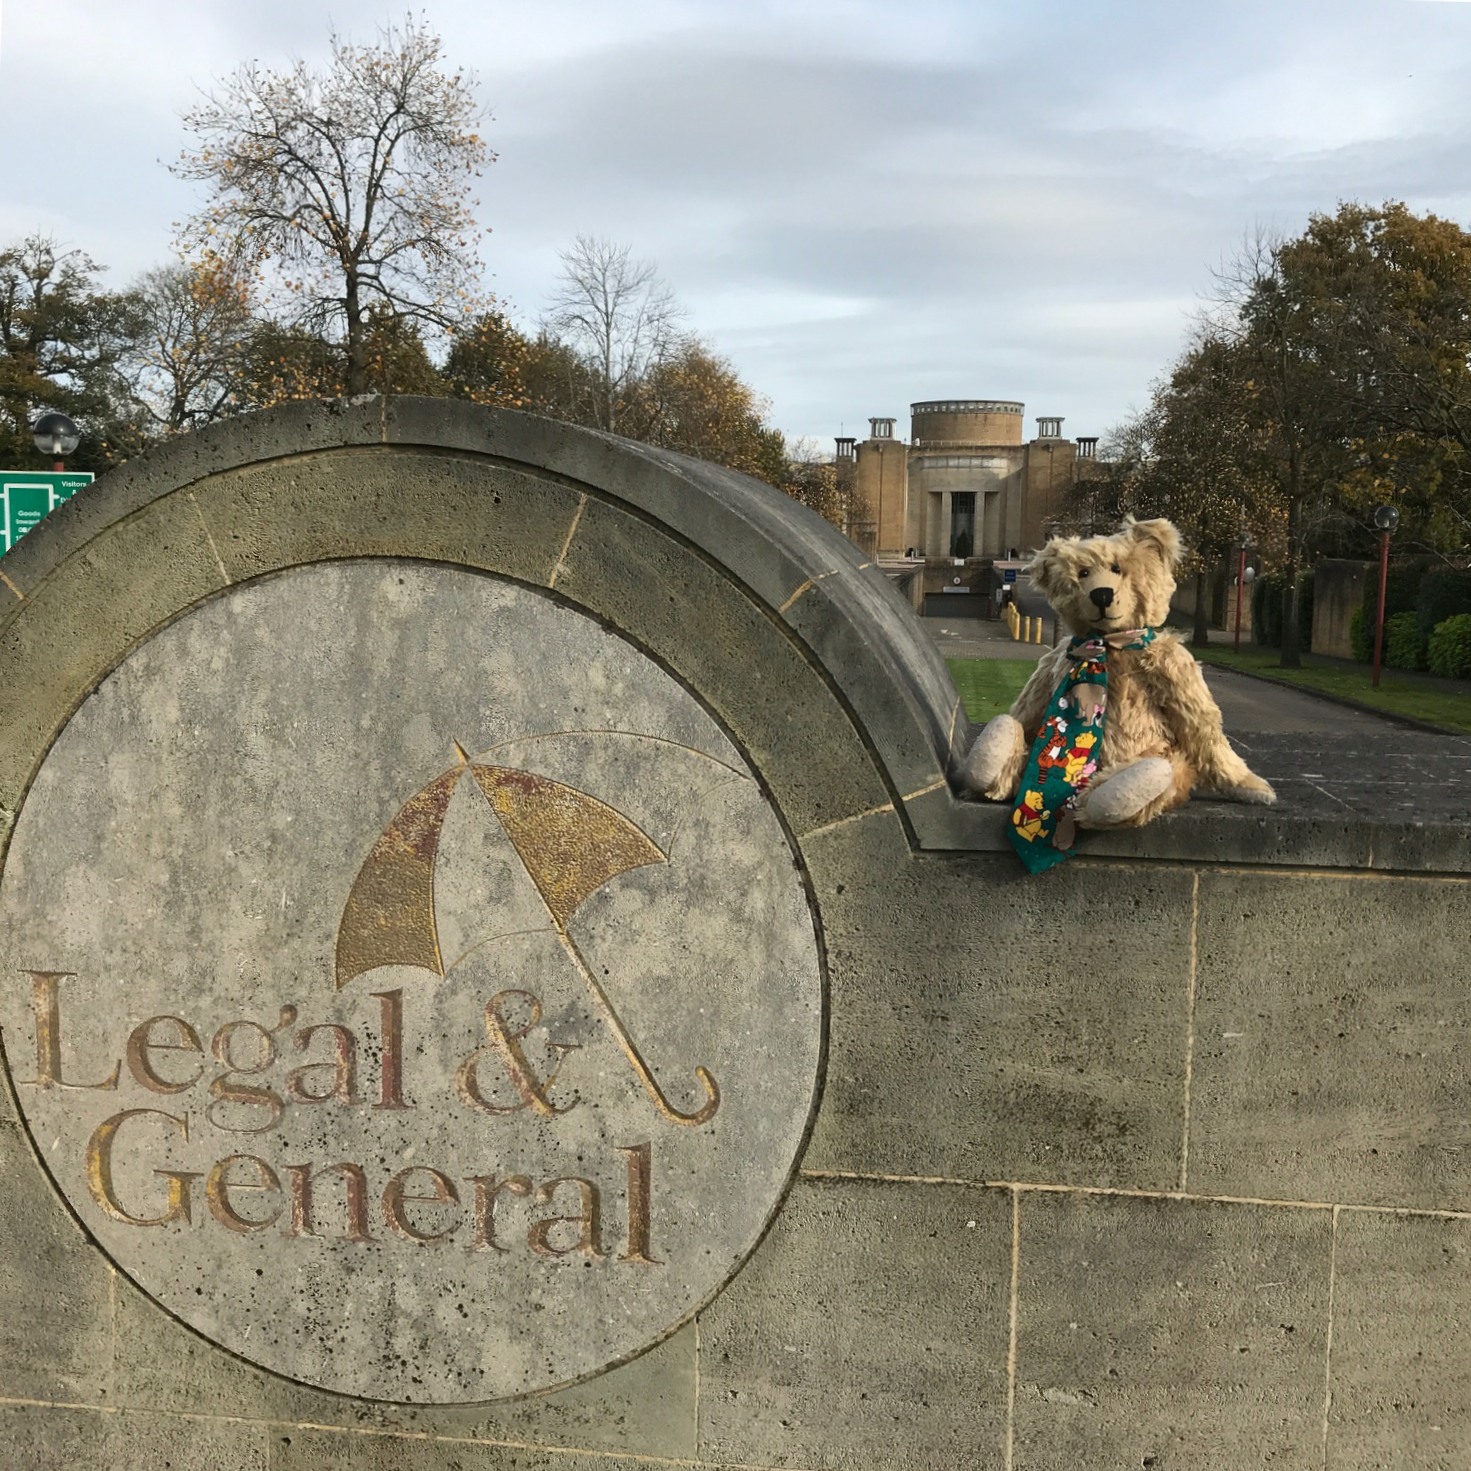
xmin=956 ymin=516 xmax=1275 ymax=871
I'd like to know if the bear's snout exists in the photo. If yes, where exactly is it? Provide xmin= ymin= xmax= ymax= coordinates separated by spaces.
xmin=1089 ymin=586 xmax=1115 ymax=611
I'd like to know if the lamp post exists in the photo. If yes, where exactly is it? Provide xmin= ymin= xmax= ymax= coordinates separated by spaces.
xmin=1233 ymin=532 xmax=1250 ymax=654
xmin=31 ymin=412 xmax=80 ymax=472
xmin=1370 ymin=504 xmax=1400 ymax=689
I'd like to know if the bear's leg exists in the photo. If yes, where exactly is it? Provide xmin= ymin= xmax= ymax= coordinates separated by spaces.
xmin=956 ymin=714 xmax=1027 ymax=801
xmin=1198 ymin=738 xmax=1277 ymax=805
xmin=1074 ymin=754 xmax=1191 ymax=829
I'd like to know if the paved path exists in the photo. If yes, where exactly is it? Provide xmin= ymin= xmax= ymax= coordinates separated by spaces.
xmin=926 ymin=615 xmax=1408 ymax=735
xmin=927 ymin=613 xmax=1471 ymax=823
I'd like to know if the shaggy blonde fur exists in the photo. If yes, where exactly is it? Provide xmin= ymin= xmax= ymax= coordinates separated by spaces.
xmin=956 ymin=516 xmax=1275 ymax=828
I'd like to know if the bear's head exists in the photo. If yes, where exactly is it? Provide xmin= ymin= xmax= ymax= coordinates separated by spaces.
xmin=1028 ymin=517 xmax=1182 ymax=637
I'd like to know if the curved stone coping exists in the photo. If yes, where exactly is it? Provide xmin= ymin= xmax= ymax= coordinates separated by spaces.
xmin=925 ymin=724 xmax=1471 ymax=874
xmin=903 ymin=795 xmax=1471 ymax=875
xmin=911 ymin=400 xmax=1024 ymax=415
xmin=0 ymin=397 xmax=965 ymax=836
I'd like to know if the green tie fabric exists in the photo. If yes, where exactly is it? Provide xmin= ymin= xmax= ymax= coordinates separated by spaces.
xmin=1009 ymin=628 xmax=1158 ymax=873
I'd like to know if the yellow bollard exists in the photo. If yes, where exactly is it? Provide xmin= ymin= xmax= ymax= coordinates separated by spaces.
xmin=1023 ymin=615 xmax=1033 ymax=642
xmin=1033 ymin=620 xmax=1043 ymax=645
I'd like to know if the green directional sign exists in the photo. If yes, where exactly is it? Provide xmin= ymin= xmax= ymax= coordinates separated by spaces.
xmin=1 ymin=472 xmax=94 ymax=554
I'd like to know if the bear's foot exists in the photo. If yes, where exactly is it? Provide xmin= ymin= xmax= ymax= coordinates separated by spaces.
xmin=1210 ymin=773 xmax=1277 ymax=805
xmin=956 ymin=714 xmax=1025 ymax=801
xmin=1074 ymin=756 xmax=1175 ymax=828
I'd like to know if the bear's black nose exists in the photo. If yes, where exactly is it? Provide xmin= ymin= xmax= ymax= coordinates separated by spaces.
xmin=1089 ymin=586 xmax=1115 ymax=611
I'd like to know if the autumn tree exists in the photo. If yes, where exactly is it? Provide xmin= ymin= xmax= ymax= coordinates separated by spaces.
xmin=1266 ymin=202 xmax=1471 ymax=556
xmin=173 ymin=17 xmax=491 ymax=397
xmin=633 ymin=341 xmax=786 ymax=481
xmin=1206 ymin=228 xmax=1367 ymax=664
xmin=0 ymin=235 xmax=144 ymax=469
xmin=444 ymin=310 xmax=532 ymax=408
xmin=1089 ymin=337 xmax=1282 ymax=645
xmin=1191 ymin=204 xmax=1471 ymax=662
xmin=234 ymin=323 xmax=346 ymax=411
xmin=779 ymin=438 xmax=850 ymax=530
xmin=120 ymin=256 xmax=255 ymax=434
xmin=359 ymin=309 xmax=446 ymax=397
xmin=544 ymin=236 xmax=686 ymax=434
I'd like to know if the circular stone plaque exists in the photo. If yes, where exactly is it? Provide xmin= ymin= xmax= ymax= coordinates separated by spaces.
xmin=0 ymin=561 xmax=824 ymax=1402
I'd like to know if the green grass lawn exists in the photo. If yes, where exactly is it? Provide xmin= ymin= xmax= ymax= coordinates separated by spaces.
xmin=945 ymin=659 xmax=1037 ymax=723
xmin=947 ymin=648 xmax=1471 ymax=735
xmin=1191 ymin=645 xmax=1471 ymax=735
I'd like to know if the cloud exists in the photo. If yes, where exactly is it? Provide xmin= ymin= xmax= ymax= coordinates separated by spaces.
xmin=6 ymin=0 xmax=1471 ymax=444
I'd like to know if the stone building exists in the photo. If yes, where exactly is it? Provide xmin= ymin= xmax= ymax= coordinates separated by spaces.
xmin=836 ymin=399 xmax=1098 ymax=561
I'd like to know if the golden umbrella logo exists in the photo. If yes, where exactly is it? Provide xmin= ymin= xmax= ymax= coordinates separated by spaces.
xmin=335 ymin=743 xmax=720 ymax=1126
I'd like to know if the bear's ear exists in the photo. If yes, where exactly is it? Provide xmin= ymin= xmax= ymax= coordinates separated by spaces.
xmin=1027 ymin=537 xmax=1075 ymax=600
xmin=1124 ymin=517 xmax=1182 ymax=569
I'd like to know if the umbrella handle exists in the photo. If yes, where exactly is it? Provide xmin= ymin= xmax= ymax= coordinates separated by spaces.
xmin=558 ymin=933 xmax=721 ymax=1126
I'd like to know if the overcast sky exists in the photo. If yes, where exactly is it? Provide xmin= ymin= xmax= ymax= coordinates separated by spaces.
xmin=5 ymin=0 xmax=1471 ymax=447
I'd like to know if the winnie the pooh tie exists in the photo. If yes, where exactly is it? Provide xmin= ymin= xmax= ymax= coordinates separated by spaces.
xmin=1009 ymin=629 xmax=1157 ymax=873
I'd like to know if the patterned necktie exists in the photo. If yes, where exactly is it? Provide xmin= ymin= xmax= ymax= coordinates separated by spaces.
xmin=1009 ymin=628 xmax=1158 ymax=873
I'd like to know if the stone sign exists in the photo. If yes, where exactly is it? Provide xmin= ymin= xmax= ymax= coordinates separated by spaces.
xmin=0 ymin=559 xmax=824 ymax=1403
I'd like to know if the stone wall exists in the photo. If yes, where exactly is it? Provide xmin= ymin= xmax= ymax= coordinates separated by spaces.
xmin=852 ymin=434 xmax=909 ymax=556
xmin=1313 ymin=558 xmax=1373 ymax=659
xmin=0 ymin=400 xmax=1465 ymax=1469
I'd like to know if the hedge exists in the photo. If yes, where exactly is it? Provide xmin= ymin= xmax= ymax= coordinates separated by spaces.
xmin=1384 ymin=611 xmax=1427 ymax=670
xmin=1251 ymin=570 xmax=1314 ymax=649
xmin=1350 ymin=605 xmax=1372 ymax=663
xmin=1356 ymin=557 xmax=1434 ymax=660
xmin=1427 ymin=613 xmax=1471 ymax=680
xmin=1416 ymin=568 xmax=1471 ymax=640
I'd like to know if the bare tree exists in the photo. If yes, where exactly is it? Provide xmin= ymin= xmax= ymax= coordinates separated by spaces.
xmin=173 ymin=17 xmax=491 ymax=396
xmin=544 ymin=236 xmax=686 ymax=434
xmin=120 ymin=258 xmax=255 ymax=433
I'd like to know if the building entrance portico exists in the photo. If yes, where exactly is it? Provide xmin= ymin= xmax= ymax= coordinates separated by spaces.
xmin=846 ymin=398 xmax=1097 ymax=564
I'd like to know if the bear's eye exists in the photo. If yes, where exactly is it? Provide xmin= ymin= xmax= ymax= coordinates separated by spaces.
xmin=1078 ymin=567 xmax=1091 ymax=580
xmin=1110 ymin=563 xmax=1121 ymax=574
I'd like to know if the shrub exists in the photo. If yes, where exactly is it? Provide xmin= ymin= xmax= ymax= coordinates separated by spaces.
xmin=1384 ymin=611 xmax=1427 ymax=670
xmin=1416 ymin=568 xmax=1471 ymax=639
xmin=1251 ymin=570 xmax=1313 ymax=649
xmin=1427 ymin=613 xmax=1471 ymax=679
xmin=1251 ymin=573 xmax=1280 ymax=646
xmin=1349 ymin=604 xmax=1371 ymax=663
xmin=1360 ymin=556 xmax=1432 ymax=647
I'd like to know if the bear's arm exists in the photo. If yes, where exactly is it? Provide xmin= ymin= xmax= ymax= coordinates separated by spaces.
xmin=1144 ymin=639 xmax=1269 ymax=791
xmin=1144 ymin=638 xmax=1228 ymax=746
xmin=1009 ymin=643 xmax=1070 ymax=733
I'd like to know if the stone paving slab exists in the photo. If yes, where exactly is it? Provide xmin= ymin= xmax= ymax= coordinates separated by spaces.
xmin=1226 ymin=729 xmax=1471 ymax=825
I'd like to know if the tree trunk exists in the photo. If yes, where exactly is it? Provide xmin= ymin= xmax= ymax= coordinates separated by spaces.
xmin=1191 ymin=568 xmax=1211 ymax=648
xmin=1280 ymin=454 xmax=1303 ymax=668
xmin=3 ymin=393 xmax=27 ymax=451
xmin=344 ymin=274 xmax=367 ymax=397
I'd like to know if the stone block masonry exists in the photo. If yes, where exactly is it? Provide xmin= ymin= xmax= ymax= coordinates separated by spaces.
xmin=0 ymin=398 xmax=1465 ymax=1468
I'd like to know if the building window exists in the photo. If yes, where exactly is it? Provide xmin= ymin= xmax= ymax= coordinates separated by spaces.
xmin=912 ymin=454 xmax=1012 ymax=471
xmin=950 ymin=492 xmax=976 ymax=559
